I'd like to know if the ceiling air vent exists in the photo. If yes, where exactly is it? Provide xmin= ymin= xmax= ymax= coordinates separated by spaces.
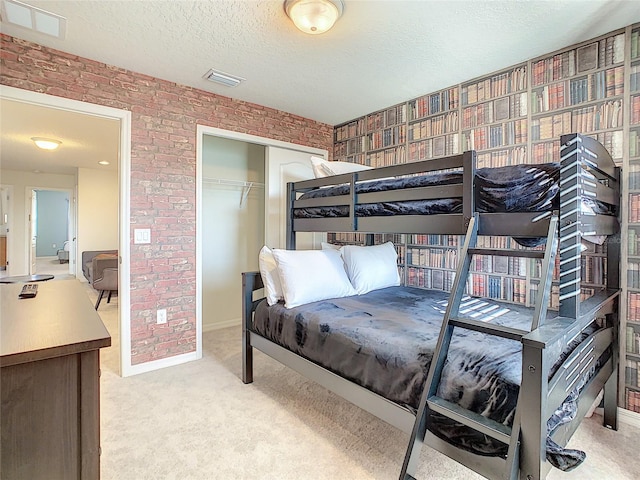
xmin=203 ymin=69 xmax=245 ymax=87
xmin=1 ymin=0 xmax=66 ymax=39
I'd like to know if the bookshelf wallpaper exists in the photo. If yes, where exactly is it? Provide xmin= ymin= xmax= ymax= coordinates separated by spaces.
xmin=332 ymin=23 xmax=639 ymax=413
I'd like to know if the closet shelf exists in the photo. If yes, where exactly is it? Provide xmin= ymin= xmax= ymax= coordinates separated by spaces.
xmin=203 ymin=177 xmax=264 ymax=207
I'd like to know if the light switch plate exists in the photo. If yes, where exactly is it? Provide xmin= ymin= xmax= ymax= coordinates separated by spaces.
xmin=134 ymin=228 xmax=151 ymax=244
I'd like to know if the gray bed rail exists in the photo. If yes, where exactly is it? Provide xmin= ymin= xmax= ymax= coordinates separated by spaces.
xmin=286 ymin=151 xmax=476 ymax=248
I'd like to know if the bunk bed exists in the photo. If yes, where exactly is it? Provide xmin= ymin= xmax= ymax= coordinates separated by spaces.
xmin=241 ymin=133 xmax=621 ymax=480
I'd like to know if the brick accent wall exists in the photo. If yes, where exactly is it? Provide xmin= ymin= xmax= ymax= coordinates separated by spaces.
xmin=1 ymin=34 xmax=333 ymax=366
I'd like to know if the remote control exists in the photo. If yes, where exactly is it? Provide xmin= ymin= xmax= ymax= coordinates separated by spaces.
xmin=19 ymin=283 xmax=38 ymax=299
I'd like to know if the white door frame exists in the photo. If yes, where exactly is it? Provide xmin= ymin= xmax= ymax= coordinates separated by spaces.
xmin=28 ymin=188 xmax=37 ymax=275
xmin=195 ymin=125 xmax=327 ymax=354
xmin=0 ymin=85 xmax=131 ymax=377
xmin=24 ymin=186 xmax=75 ymax=275
xmin=0 ymin=184 xmax=14 ymax=274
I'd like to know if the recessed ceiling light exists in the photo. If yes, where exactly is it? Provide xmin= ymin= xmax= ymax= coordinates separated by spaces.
xmin=203 ymin=68 xmax=245 ymax=87
xmin=31 ymin=137 xmax=61 ymax=150
xmin=1 ymin=0 xmax=67 ymax=39
xmin=98 ymin=160 xmax=110 ymax=166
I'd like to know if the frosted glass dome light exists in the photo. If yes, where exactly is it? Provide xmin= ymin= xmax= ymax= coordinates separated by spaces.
xmin=284 ymin=0 xmax=344 ymax=35
xmin=31 ymin=137 xmax=61 ymax=150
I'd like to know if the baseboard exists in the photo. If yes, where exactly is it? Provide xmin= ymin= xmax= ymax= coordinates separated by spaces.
xmin=589 ymin=406 xmax=640 ymax=429
xmin=203 ymin=317 xmax=241 ymax=332
xmin=618 ymin=407 xmax=640 ymax=429
xmin=122 ymin=351 xmax=199 ymax=377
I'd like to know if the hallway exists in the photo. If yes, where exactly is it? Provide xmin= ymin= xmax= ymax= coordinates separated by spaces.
xmin=0 ymin=255 xmax=73 ymax=280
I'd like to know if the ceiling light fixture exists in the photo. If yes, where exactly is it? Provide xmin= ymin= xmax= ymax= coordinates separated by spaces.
xmin=98 ymin=160 xmax=110 ymax=166
xmin=31 ymin=137 xmax=61 ymax=150
xmin=203 ymin=68 xmax=245 ymax=87
xmin=284 ymin=0 xmax=344 ymax=35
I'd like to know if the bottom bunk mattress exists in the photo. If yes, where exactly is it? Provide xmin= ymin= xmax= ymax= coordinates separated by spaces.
xmin=252 ymin=286 xmax=606 ymax=469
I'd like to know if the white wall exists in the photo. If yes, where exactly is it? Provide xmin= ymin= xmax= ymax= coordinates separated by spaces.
xmin=0 ymin=170 xmax=75 ymax=275
xmin=202 ymin=135 xmax=265 ymax=330
xmin=77 ymin=167 xmax=118 ymax=279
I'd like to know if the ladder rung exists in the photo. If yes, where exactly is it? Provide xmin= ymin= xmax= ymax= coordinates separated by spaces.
xmin=428 ymin=396 xmax=512 ymax=444
xmin=450 ymin=317 xmax=528 ymax=341
xmin=467 ymin=248 xmax=545 ymax=259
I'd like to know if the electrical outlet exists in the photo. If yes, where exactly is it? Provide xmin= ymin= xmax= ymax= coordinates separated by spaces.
xmin=52 ymin=243 xmax=56 ymax=248
xmin=157 ymin=309 xmax=167 ymax=324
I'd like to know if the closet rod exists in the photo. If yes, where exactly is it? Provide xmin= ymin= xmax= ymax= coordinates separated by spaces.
xmin=202 ymin=177 xmax=264 ymax=188
xmin=202 ymin=177 xmax=264 ymax=207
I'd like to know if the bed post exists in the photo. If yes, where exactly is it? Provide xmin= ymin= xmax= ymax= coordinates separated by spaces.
xmin=606 ymin=166 xmax=622 ymax=294
xmin=286 ymin=182 xmax=296 ymax=250
xmin=519 ymin=340 xmax=548 ymax=480
xmin=558 ymin=133 xmax=582 ymax=320
xmin=603 ymin=311 xmax=619 ymax=430
xmin=462 ymin=150 xmax=476 ymax=229
xmin=603 ymin=164 xmax=621 ymax=431
xmin=365 ymin=234 xmax=374 ymax=246
xmin=242 ymin=272 xmax=263 ymax=384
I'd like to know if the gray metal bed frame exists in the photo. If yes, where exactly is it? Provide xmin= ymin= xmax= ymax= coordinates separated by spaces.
xmin=242 ymin=133 xmax=621 ymax=480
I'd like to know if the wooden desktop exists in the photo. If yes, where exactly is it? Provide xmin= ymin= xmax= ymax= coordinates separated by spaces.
xmin=0 ymin=279 xmax=111 ymax=480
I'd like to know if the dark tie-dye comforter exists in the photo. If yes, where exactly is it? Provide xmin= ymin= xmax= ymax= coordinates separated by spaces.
xmin=294 ymin=162 xmax=610 ymax=222
xmin=294 ymin=163 xmax=561 ymax=218
xmin=253 ymin=286 xmax=603 ymax=470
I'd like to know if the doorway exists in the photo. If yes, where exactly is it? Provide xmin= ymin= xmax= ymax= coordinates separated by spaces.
xmin=0 ymin=85 xmax=132 ymax=376
xmin=27 ymin=188 xmax=74 ymax=278
xmin=201 ymin=136 xmax=266 ymax=332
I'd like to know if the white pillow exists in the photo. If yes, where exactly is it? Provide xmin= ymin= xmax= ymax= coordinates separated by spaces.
xmin=310 ymin=157 xmax=329 ymax=178
xmin=258 ymin=246 xmax=283 ymax=305
xmin=320 ymin=241 xmax=342 ymax=252
xmin=341 ymin=242 xmax=401 ymax=295
xmin=310 ymin=156 xmax=372 ymax=178
xmin=271 ymin=248 xmax=357 ymax=308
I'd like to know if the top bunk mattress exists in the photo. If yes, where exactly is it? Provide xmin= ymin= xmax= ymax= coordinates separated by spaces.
xmin=293 ymin=163 xmax=610 ymax=219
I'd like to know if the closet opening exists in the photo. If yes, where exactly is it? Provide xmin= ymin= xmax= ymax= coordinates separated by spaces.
xmin=201 ymin=135 xmax=265 ymax=332
xmin=196 ymin=125 xmax=328 ymax=349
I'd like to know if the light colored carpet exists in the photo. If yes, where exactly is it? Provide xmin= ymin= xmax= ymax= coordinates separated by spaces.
xmin=35 ymin=255 xmax=72 ymax=276
xmin=90 ymin=285 xmax=640 ymax=479
xmin=0 ymin=255 xmax=73 ymax=279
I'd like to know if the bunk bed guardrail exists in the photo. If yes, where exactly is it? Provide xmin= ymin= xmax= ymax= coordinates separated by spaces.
xmin=286 ymin=151 xmax=476 ymax=248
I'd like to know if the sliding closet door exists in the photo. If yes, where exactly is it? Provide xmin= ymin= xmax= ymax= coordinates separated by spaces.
xmin=265 ymin=146 xmax=320 ymax=250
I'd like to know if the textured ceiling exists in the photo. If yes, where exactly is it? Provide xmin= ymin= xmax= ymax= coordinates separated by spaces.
xmin=2 ymin=0 xmax=639 ymax=126
xmin=1 ymin=1 xmax=640 ymax=176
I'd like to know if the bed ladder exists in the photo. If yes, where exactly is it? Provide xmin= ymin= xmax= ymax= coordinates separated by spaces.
xmin=400 ymin=213 xmax=559 ymax=480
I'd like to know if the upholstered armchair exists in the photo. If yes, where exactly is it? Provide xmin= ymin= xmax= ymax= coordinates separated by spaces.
xmin=82 ymin=250 xmax=118 ymax=309
xmin=56 ymin=240 xmax=69 ymax=263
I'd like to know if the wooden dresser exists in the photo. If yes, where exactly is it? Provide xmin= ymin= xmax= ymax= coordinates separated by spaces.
xmin=1 ymin=279 xmax=111 ymax=480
